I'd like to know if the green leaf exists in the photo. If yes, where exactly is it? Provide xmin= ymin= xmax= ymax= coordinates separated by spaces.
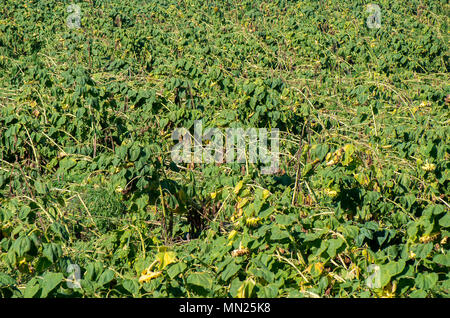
xmin=402 ymin=194 xmax=416 ymax=209
xmin=312 ymin=144 xmax=329 ymax=161
xmin=270 ymin=226 xmax=290 ymax=241
xmin=327 ymin=238 xmax=344 ymax=258
xmin=40 ymin=272 xmax=63 ymax=298
xmin=409 ymin=289 xmax=427 ymax=298
xmin=129 ymin=145 xmax=140 ymax=162
xmin=116 ymin=146 xmax=128 ymax=160
xmin=439 ymin=213 xmax=450 ymax=228
xmin=43 ymin=243 xmax=62 ymax=263
xmin=187 ymin=272 xmax=213 ymax=290
xmin=433 ymin=253 xmax=450 ymax=267
xmin=229 ymin=277 xmax=242 ymax=297
xmin=442 ymin=278 xmax=450 ymax=291
xmin=358 ymin=93 xmax=369 ymax=104
xmin=248 ymin=266 xmax=275 ymax=284
xmin=167 ymin=262 xmax=187 ymax=279
xmin=35 ymin=180 xmax=47 ymax=195
xmin=97 ymin=269 xmax=115 ymax=286
xmin=49 ymin=222 xmax=69 ymax=241
xmin=0 ymin=272 xmax=16 ymax=287
xmin=19 ymin=206 xmax=32 ymax=221
xmin=122 ymin=279 xmax=139 ymax=295
xmin=23 ymin=278 xmax=40 ymax=298
xmin=407 ymin=222 xmax=418 ymax=238
xmin=84 ymin=262 xmax=103 ymax=282
xmin=221 ymin=261 xmax=241 ymax=282
xmin=415 ymin=273 xmax=438 ymax=290
xmin=13 ymin=235 xmax=31 ymax=257
xmin=411 ymin=243 xmax=433 ymax=259
xmin=260 ymin=283 xmax=279 ymax=297
xmin=258 ymin=206 xmax=274 ymax=218
xmin=275 ymin=214 xmax=296 ymax=226
xmin=380 ymin=260 xmax=406 ymax=288
xmin=59 ymin=158 xmax=77 ymax=171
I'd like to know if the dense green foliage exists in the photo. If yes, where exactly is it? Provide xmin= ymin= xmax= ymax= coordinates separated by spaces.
xmin=0 ymin=0 xmax=449 ymax=298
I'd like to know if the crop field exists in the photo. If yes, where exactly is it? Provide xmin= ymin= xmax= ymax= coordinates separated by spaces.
xmin=0 ymin=0 xmax=449 ymax=298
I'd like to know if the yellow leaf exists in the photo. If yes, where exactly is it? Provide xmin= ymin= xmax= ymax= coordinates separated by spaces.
xmin=305 ymin=264 xmax=312 ymax=273
xmin=324 ymin=188 xmax=338 ymax=198
xmin=228 ymin=230 xmax=238 ymax=241
xmin=342 ymin=144 xmax=355 ymax=166
xmin=235 ymin=207 xmax=243 ymax=218
xmin=141 ymin=259 xmax=159 ymax=275
xmin=354 ymin=173 xmax=370 ymax=186
xmin=421 ymin=161 xmax=436 ymax=172
xmin=343 ymin=144 xmax=355 ymax=154
xmin=346 ymin=263 xmax=360 ymax=280
xmin=245 ymin=217 xmax=261 ymax=227
xmin=234 ymin=180 xmax=244 ymax=194
xmin=314 ymin=262 xmax=324 ymax=275
xmin=237 ymin=197 xmax=249 ymax=209
xmin=138 ymin=271 xmax=162 ymax=283
xmin=115 ymin=186 xmax=123 ymax=193
xmin=156 ymin=251 xmax=177 ymax=270
xmin=236 ymin=278 xmax=256 ymax=298
xmin=240 ymin=188 xmax=252 ymax=198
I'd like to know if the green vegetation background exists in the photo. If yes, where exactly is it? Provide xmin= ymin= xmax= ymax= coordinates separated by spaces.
xmin=0 ymin=0 xmax=448 ymax=298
